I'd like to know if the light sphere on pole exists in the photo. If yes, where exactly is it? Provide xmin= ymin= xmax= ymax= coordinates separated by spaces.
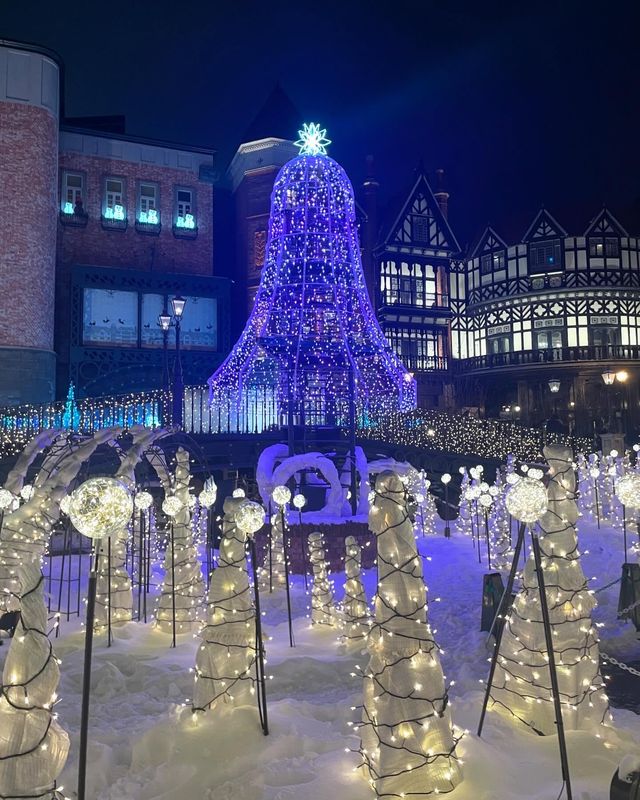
xmin=134 ymin=491 xmax=153 ymax=511
xmin=589 ymin=467 xmax=600 ymax=479
xmin=293 ymin=493 xmax=306 ymax=510
xmin=162 ymin=496 xmax=183 ymax=518
xmin=479 ymin=493 xmax=493 ymax=509
xmin=232 ymin=488 xmax=246 ymax=499
xmin=505 ymin=476 xmax=548 ymax=524
xmin=441 ymin=473 xmax=451 ymax=485
xmin=20 ymin=484 xmax=34 ymax=501
xmin=0 ymin=488 xmax=15 ymax=510
xmin=236 ymin=500 xmax=265 ymax=535
xmin=615 ymin=474 xmax=640 ymax=509
xmin=199 ymin=487 xmax=217 ymax=508
xmin=69 ymin=477 xmax=133 ymax=539
xmin=272 ymin=485 xmax=291 ymax=507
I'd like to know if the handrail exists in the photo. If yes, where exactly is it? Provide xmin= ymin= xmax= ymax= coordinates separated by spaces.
xmin=456 ymin=344 xmax=640 ymax=372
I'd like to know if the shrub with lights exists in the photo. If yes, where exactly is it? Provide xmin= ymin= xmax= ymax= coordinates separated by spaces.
xmin=308 ymin=532 xmax=335 ymax=626
xmin=489 ymin=446 xmax=610 ymax=734
xmin=359 ymin=470 xmax=462 ymax=797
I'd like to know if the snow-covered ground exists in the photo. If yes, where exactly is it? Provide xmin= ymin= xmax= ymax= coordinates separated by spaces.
xmin=8 ymin=514 xmax=640 ymax=800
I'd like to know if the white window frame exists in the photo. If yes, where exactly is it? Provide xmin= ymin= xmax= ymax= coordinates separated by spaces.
xmin=62 ymin=172 xmax=84 ymax=213
xmin=175 ymin=187 xmax=196 ymax=228
xmin=138 ymin=182 xmax=159 ymax=224
xmin=104 ymin=177 xmax=125 ymax=220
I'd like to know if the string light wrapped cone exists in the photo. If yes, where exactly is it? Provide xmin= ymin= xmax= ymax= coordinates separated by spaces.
xmin=134 ymin=491 xmax=153 ymax=511
xmin=615 ymin=473 xmax=640 ymax=509
xmin=69 ymin=477 xmax=133 ymax=539
xmin=236 ymin=501 xmax=265 ymax=536
xmin=272 ymin=485 xmax=291 ymax=507
xmin=505 ymin=476 xmax=548 ymax=524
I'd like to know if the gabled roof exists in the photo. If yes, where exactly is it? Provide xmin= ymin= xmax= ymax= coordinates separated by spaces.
xmin=241 ymin=83 xmax=301 ymax=145
xmin=381 ymin=172 xmax=460 ymax=253
xmin=521 ymin=207 xmax=568 ymax=242
xmin=584 ymin=206 xmax=628 ymax=237
xmin=468 ymin=225 xmax=508 ymax=259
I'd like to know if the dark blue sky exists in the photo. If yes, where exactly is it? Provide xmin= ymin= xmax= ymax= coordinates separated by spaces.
xmin=4 ymin=0 xmax=639 ymax=244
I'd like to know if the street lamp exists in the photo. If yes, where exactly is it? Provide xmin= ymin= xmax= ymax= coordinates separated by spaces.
xmin=548 ymin=379 xmax=560 ymax=393
xmin=158 ymin=296 xmax=187 ymax=426
xmin=158 ymin=312 xmax=171 ymax=391
xmin=441 ymin=472 xmax=451 ymax=538
xmin=602 ymin=368 xmax=615 ymax=386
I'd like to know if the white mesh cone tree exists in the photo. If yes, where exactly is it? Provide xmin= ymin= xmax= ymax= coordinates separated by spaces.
xmin=0 ymin=561 xmax=69 ymax=799
xmin=155 ymin=448 xmax=205 ymax=634
xmin=192 ymin=496 xmax=256 ymax=712
xmin=259 ymin=510 xmax=287 ymax=592
xmin=489 ymin=445 xmax=610 ymax=735
xmin=359 ymin=470 xmax=462 ymax=797
xmin=340 ymin=535 xmax=369 ymax=646
xmin=308 ymin=532 xmax=335 ymax=625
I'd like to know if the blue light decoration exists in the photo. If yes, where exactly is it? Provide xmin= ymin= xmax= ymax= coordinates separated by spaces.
xmin=61 ymin=382 xmax=80 ymax=430
xmin=105 ymin=204 xmax=125 ymax=221
xmin=207 ymin=125 xmax=416 ymax=432
xmin=139 ymin=209 xmax=159 ymax=225
xmin=63 ymin=201 xmax=74 ymax=215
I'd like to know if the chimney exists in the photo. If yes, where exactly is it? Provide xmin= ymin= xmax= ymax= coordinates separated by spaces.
xmin=434 ymin=168 xmax=449 ymax=220
xmin=362 ymin=155 xmax=379 ymax=306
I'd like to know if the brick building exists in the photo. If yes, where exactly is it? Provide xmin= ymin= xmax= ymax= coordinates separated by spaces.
xmin=0 ymin=39 xmax=230 ymax=405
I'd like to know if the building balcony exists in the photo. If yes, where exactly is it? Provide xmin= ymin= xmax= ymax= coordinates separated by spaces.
xmin=400 ymin=355 xmax=448 ymax=372
xmin=456 ymin=344 xmax=640 ymax=374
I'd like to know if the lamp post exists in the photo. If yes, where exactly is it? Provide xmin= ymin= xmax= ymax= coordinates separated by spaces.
xmin=441 ymin=473 xmax=451 ymax=538
xmin=158 ymin=296 xmax=186 ymax=427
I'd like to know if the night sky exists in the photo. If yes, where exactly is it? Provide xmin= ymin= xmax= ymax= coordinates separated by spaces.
xmin=3 ymin=1 xmax=640 ymax=245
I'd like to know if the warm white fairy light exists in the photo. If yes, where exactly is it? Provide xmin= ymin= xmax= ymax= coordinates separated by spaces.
xmin=505 ymin=476 xmax=547 ymax=524
xmin=69 ymin=477 xmax=133 ymax=539
xmin=292 ymin=493 xmax=306 ymax=511
xmin=236 ymin=501 xmax=265 ymax=535
xmin=615 ymin=473 xmax=640 ymax=509
xmin=0 ymin=489 xmax=15 ymax=510
xmin=162 ymin=496 xmax=183 ymax=518
xmin=134 ymin=491 xmax=153 ymax=511
xmin=232 ymin=488 xmax=246 ymax=499
xmin=272 ymin=485 xmax=291 ymax=507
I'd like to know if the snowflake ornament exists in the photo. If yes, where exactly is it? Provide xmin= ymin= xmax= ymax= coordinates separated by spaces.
xmin=295 ymin=122 xmax=331 ymax=156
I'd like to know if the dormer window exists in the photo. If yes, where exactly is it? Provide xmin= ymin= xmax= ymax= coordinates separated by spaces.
xmin=412 ymin=216 xmax=429 ymax=243
xmin=589 ymin=237 xmax=619 ymax=258
xmin=529 ymin=240 xmax=561 ymax=272
xmin=481 ymin=251 xmax=505 ymax=275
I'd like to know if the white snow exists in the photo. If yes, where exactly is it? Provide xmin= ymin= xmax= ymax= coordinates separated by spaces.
xmin=7 ymin=511 xmax=639 ymax=800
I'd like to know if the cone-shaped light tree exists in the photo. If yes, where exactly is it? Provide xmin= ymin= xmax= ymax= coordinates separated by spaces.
xmin=207 ymin=124 xmax=415 ymax=432
xmin=340 ymin=535 xmax=369 ymax=646
xmin=359 ymin=470 xmax=462 ymax=797
xmin=489 ymin=445 xmax=610 ymax=734
xmin=308 ymin=532 xmax=335 ymax=625
xmin=0 ymin=561 xmax=69 ymax=798
xmin=155 ymin=447 xmax=205 ymax=634
xmin=192 ymin=495 xmax=256 ymax=712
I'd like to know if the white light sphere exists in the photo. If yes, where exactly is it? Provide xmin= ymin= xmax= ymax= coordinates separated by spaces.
xmin=69 ymin=477 xmax=133 ymax=539
xmin=0 ymin=489 xmax=15 ymax=510
xmin=441 ymin=473 xmax=451 ymax=485
xmin=615 ymin=474 xmax=640 ymax=509
xmin=505 ymin=477 xmax=548 ymax=524
xmin=134 ymin=491 xmax=153 ymax=511
xmin=424 ymin=479 xmax=431 ymax=490
xmin=506 ymin=473 xmax=520 ymax=486
xmin=527 ymin=468 xmax=545 ymax=481
xmin=199 ymin=488 xmax=217 ymax=509
xmin=479 ymin=493 xmax=493 ymax=509
xmin=414 ymin=493 xmax=425 ymax=504
xmin=293 ymin=493 xmax=306 ymax=510
xmin=458 ymin=466 xmax=466 ymax=475
xmin=489 ymin=485 xmax=500 ymax=497
xmin=272 ymin=485 xmax=291 ymax=507
xmin=479 ymin=481 xmax=489 ymax=492
xmin=162 ymin=496 xmax=183 ymax=517
xmin=59 ymin=495 xmax=71 ymax=516
xmin=610 ymin=449 xmax=619 ymax=459
xmin=20 ymin=484 xmax=34 ymax=501
xmin=589 ymin=467 xmax=600 ymax=479
xmin=232 ymin=488 xmax=246 ymax=499
xmin=633 ymin=444 xmax=640 ymax=453
xmin=236 ymin=500 xmax=265 ymax=535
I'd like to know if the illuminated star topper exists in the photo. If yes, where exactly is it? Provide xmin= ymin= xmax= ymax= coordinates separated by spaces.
xmin=295 ymin=122 xmax=331 ymax=156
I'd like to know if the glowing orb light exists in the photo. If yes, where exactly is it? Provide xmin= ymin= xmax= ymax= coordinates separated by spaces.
xmin=69 ymin=477 xmax=133 ymax=539
xmin=293 ymin=493 xmax=306 ymax=510
xmin=162 ymin=496 xmax=183 ymax=518
xmin=0 ymin=489 xmax=15 ymax=510
xmin=272 ymin=485 xmax=291 ymax=507
xmin=20 ymin=484 xmax=34 ymax=501
xmin=236 ymin=501 xmax=265 ymax=535
xmin=134 ymin=491 xmax=153 ymax=511
xmin=615 ymin=473 xmax=640 ymax=509
xmin=505 ymin=476 xmax=548 ymax=524
xmin=232 ymin=488 xmax=246 ymax=499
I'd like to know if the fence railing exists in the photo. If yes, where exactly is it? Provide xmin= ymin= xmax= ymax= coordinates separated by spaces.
xmin=457 ymin=344 xmax=640 ymax=373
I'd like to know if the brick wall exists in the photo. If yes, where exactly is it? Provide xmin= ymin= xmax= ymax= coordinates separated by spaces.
xmin=0 ymin=101 xmax=57 ymax=351
xmin=56 ymin=153 xmax=214 ymax=276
